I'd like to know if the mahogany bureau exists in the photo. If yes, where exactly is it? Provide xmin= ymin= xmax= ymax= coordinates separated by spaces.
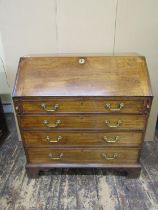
xmin=12 ymin=55 xmax=153 ymax=178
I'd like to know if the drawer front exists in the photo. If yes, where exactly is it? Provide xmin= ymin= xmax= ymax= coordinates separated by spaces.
xmin=20 ymin=99 xmax=146 ymax=114
xmin=27 ymin=148 xmax=140 ymax=164
xmin=19 ymin=115 xmax=146 ymax=130
xmin=22 ymin=131 xmax=143 ymax=146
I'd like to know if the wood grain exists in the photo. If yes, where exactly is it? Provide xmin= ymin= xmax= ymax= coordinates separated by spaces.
xmin=22 ymin=130 xmax=143 ymax=147
xmin=27 ymin=148 xmax=140 ymax=164
xmin=19 ymin=114 xmax=147 ymax=130
xmin=13 ymin=56 xmax=152 ymax=97
xmin=20 ymin=98 xmax=147 ymax=114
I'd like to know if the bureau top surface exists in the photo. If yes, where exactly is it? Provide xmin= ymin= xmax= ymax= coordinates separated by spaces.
xmin=13 ymin=55 xmax=152 ymax=97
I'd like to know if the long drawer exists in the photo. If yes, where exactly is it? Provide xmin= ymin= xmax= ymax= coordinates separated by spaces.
xmin=19 ymin=115 xmax=146 ymax=130
xmin=22 ymin=131 xmax=143 ymax=147
xmin=27 ymin=148 xmax=140 ymax=164
xmin=20 ymin=99 xmax=147 ymax=114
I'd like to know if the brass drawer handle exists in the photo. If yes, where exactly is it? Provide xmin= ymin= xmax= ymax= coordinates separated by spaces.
xmin=45 ymin=135 xmax=63 ymax=143
xmin=101 ymin=153 xmax=118 ymax=160
xmin=105 ymin=120 xmax=122 ymax=128
xmin=43 ymin=120 xmax=61 ymax=128
xmin=105 ymin=103 xmax=124 ymax=111
xmin=41 ymin=103 xmax=59 ymax=112
xmin=103 ymin=136 xmax=119 ymax=143
xmin=48 ymin=153 xmax=63 ymax=160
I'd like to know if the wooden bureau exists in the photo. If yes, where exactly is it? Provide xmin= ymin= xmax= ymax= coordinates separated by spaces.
xmin=12 ymin=55 xmax=153 ymax=178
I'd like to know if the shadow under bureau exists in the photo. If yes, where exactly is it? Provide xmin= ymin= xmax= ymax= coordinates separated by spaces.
xmin=12 ymin=55 xmax=153 ymax=178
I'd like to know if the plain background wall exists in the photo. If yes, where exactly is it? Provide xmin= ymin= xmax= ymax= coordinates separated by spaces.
xmin=0 ymin=34 xmax=9 ymax=94
xmin=0 ymin=0 xmax=157 ymax=140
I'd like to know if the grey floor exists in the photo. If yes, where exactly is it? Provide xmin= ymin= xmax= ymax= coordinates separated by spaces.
xmin=0 ymin=114 xmax=158 ymax=210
